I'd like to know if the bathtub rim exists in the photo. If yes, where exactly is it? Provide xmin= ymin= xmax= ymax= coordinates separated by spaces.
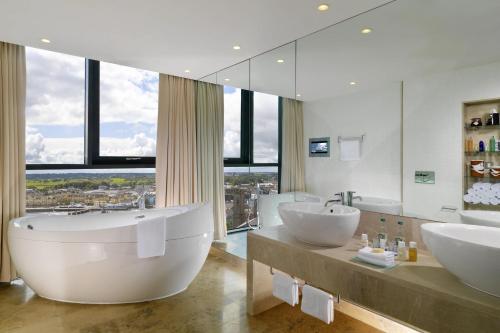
xmin=9 ymin=202 xmax=214 ymax=243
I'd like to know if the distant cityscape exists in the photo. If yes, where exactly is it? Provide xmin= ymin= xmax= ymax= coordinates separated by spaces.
xmin=26 ymin=169 xmax=279 ymax=230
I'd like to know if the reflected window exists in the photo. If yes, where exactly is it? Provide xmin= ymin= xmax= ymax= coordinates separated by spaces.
xmin=223 ymin=86 xmax=241 ymax=158
xmin=253 ymin=92 xmax=279 ymax=163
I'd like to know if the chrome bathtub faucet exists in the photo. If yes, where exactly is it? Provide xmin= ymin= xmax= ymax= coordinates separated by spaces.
xmin=346 ymin=191 xmax=362 ymax=207
xmin=324 ymin=192 xmax=345 ymax=207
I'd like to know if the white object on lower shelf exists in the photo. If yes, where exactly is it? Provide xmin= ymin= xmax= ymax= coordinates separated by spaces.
xmin=301 ymin=284 xmax=334 ymax=324
xmin=272 ymin=271 xmax=299 ymax=306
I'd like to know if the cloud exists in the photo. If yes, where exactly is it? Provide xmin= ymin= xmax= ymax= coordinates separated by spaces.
xmin=26 ymin=48 xmax=85 ymax=126
xmin=223 ymin=88 xmax=241 ymax=158
xmin=101 ymin=133 xmax=156 ymax=156
xmin=26 ymin=127 xmax=84 ymax=164
xmin=253 ymin=92 xmax=279 ymax=163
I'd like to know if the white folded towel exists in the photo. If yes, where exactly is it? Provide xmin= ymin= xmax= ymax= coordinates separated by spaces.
xmin=357 ymin=247 xmax=396 ymax=268
xmin=301 ymin=285 xmax=334 ymax=324
xmin=339 ymin=138 xmax=361 ymax=161
xmin=137 ymin=216 xmax=167 ymax=258
xmin=272 ymin=271 xmax=299 ymax=306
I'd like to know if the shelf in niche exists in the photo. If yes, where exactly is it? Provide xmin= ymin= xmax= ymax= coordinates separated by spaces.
xmin=464 ymin=175 xmax=500 ymax=182
xmin=465 ymin=151 xmax=500 ymax=155
xmin=464 ymin=124 xmax=500 ymax=131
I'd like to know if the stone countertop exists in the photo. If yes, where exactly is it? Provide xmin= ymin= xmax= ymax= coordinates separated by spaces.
xmin=248 ymin=225 xmax=500 ymax=333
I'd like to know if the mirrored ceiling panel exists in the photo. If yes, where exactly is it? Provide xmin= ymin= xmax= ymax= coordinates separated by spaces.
xmin=216 ymin=60 xmax=249 ymax=90
xmin=250 ymin=42 xmax=296 ymax=99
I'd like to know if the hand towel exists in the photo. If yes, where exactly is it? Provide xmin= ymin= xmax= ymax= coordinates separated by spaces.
xmin=339 ymin=138 xmax=361 ymax=161
xmin=137 ymin=216 xmax=167 ymax=258
xmin=272 ymin=271 xmax=299 ymax=306
xmin=301 ymin=285 xmax=334 ymax=324
xmin=357 ymin=247 xmax=395 ymax=268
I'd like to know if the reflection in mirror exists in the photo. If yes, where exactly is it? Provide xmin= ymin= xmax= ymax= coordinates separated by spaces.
xmin=250 ymin=42 xmax=296 ymax=99
xmin=296 ymin=0 xmax=500 ymax=223
xmin=216 ymin=60 xmax=249 ymax=90
xmin=297 ymin=3 xmax=402 ymax=217
xmin=198 ymin=73 xmax=216 ymax=85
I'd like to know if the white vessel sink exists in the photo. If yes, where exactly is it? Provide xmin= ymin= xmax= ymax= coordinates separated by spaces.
xmin=421 ymin=223 xmax=500 ymax=297
xmin=459 ymin=210 xmax=500 ymax=228
xmin=352 ymin=196 xmax=402 ymax=215
xmin=278 ymin=202 xmax=360 ymax=247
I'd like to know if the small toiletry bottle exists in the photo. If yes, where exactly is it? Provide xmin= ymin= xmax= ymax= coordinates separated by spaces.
xmin=408 ymin=241 xmax=418 ymax=262
xmin=361 ymin=233 xmax=369 ymax=248
xmin=490 ymin=136 xmax=496 ymax=152
xmin=377 ymin=217 xmax=387 ymax=241
xmin=379 ymin=238 xmax=387 ymax=251
xmin=372 ymin=237 xmax=379 ymax=249
xmin=397 ymin=241 xmax=408 ymax=261
xmin=479 ymin=140 xmax=485 ymax=152
xmin=394 ymin=221 xmax=405 ymax=245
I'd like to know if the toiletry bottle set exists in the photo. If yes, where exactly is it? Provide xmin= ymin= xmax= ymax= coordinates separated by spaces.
xmin=465 ymin=135 xmax=498 ymax=153
xmin=367 ymin=217 xmax=417 ymax=262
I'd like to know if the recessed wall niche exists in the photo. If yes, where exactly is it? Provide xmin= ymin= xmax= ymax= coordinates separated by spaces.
xmin=463 ymin=99 xmax=500 ymax=211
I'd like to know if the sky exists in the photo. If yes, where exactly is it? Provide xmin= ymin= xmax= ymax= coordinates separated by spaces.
xmin=26 ymin=47 xmax=278 ymax=165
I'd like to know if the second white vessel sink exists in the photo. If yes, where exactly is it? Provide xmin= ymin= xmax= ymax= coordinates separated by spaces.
xmin=278 ymin=202 xmax=360 ymax=247
xmin=421 ymin=223 xmax=500 ymax=297
xmin=352 ymin=196 xmax=402 ymax=215
xmin=459 ymin=210 xmax=500 ymax=228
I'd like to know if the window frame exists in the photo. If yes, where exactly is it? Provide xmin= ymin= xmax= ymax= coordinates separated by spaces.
xmin=27 ymin=59 xmax=156 ymax=170
xmin=26 ymin=58 xmax=282 ymax=185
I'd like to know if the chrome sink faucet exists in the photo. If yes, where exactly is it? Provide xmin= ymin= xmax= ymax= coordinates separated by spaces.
xmin=324 ymin=192 xmax=345 ymax=207
xmin=346 ymin=191 xmax=362 ymax=207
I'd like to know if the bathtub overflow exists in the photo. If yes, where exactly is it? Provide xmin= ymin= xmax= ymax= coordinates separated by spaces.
xmin=27 ymin=224 xmax=34 ymax=230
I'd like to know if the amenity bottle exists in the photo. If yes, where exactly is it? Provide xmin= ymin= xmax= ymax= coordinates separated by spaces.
xmin=377 ymin=217 xmax=387 ymax=241
xmin=408 ymin=241 xmax=418 ymax=262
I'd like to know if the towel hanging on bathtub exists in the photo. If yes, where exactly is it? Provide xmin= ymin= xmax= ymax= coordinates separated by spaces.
xmin=137 ymin=216 xmax=167 ymax=258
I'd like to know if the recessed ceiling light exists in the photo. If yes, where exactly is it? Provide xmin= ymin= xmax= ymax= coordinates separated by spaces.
xmin=233 ymin=45 xmax=241 ymax=50
xmin=40 ymin=38 xmax=51 ymax=43
xmin=361 ymin=28 xmax=373 ymax=34
xmin=349 ymin=81 xmax=357 ymax=86
xmin=224 ymin=78 xmax=230 ymax=82
xmin=317 ymin=4 xmax=329 ymax=11
xmin=184 ymin=69 xmax=191 ymax=73
xmin=276 ymin=59 xmax=285 ymax=63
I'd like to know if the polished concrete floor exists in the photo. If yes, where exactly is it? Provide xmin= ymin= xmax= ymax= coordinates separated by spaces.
xmin=0 ymin=251 xmax=381 ymax=333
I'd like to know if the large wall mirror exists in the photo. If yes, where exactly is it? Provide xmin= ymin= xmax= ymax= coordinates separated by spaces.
xmin=207 ymin=0 xmax=500 ymax=224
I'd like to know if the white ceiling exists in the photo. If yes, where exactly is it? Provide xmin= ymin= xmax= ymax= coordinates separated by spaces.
xmin=0 ymin=0 xmax=392 ymax=79
xmin=296 ymin=0 xmax=500 ymax=101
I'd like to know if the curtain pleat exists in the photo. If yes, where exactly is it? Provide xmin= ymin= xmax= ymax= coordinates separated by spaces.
xmin=280 ymin=98 xmax=305 ymax=192
xmin=0 ymin=42 xmax=26 ymax=282
xmin=196 ymin=82 xmax=226 ymax=240
xmin=156 ymin=74 xmax=197 ymax=207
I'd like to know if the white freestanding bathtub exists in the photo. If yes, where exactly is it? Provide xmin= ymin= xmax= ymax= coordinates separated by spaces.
xmin=8 ymin=203 xmax=213 ymax=304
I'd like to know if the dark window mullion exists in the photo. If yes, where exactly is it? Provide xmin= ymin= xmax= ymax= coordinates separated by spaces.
xmin=86 ymin=59 xmax=100 ymax=166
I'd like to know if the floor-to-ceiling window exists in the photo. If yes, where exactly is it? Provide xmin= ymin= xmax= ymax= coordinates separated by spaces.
xmin=25 ymin=47 xmax=281 ymax=220
xmin=25 ymin=47 xmax=157 ymax=213
xmin=223 ymin=88 xmax=280 ymax=232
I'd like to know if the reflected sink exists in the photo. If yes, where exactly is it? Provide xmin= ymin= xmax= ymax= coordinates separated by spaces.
xmin=459 ymin=210 xmax=500 ymax=228
xmin=278 ymin=202 xmax=360 ymax=247
xmin=352 ymin=196 xmax=402 ymax=215
xmin=421 ymin=223 xmax=500 ymax=297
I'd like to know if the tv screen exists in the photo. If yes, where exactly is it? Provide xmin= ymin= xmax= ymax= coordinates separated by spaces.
xmin=310 ymin=141 xmax=328 ymax=153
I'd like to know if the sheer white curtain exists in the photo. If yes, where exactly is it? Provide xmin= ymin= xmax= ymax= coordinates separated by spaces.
xmin=196 ymin=81 xmax=226 ymax=240
xmin=0 ymin=42 xmax=26 ymax=282
xmin=280 ymin=98 xmax=305 ymax=192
